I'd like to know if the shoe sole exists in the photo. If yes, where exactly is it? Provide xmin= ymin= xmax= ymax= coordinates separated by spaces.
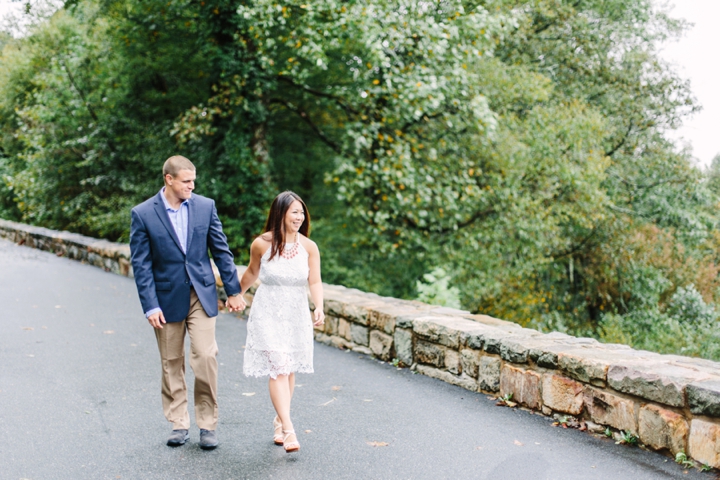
xmin=167 ymin=434 xmax=189 ymax=447
xmin=200 ymin=443 xmax=218 ymax=450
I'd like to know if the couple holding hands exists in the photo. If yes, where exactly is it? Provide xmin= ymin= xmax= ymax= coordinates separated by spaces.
xmin=129 ymin=155 xmax=324 ymax=453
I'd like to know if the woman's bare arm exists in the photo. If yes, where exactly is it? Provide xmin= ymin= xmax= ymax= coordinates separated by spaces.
xmin=303 ymin=237 xmax=324 ymax=326
xmin=240 ymin=237 xmax=269 ymax=294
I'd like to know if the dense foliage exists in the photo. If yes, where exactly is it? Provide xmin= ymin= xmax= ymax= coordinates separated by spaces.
xmin=1 ymin=0 xmax=718 ymax=359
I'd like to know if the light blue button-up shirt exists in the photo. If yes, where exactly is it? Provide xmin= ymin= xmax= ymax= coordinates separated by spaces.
xmin=160 ymin=187 xmax=189 ymax=253
xmin=145 ymin=188 xmax=190 ymax=319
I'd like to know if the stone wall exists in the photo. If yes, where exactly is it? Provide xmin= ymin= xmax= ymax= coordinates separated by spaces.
xmin=0 ymin=219 xmax=132 ymax=276
xmin=2 ymin=218 xmax=720 ymax=468
xmin=314 ymin=286 xmax=720 ymax=467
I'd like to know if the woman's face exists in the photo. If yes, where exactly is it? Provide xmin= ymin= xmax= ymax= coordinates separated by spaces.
xmin=284 ymin=200 xmax=305 ymax=236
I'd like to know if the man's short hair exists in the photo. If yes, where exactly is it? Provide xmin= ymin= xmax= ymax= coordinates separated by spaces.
xmin=163 ymin=155 xmax=195 ymax=178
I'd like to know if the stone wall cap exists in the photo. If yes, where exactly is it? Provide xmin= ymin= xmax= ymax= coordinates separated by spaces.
xmin=413 ymin=316 xmax=496 ymax=332
xmin=687 ymin=379 xmax=720 ymax=417
xmin=429 ymin=306 xmax=472 ymax=315
xmin=609 ymin=363 xmax=716 ymax=407
xmin=461 ymin=313 xmax=519 ymax=328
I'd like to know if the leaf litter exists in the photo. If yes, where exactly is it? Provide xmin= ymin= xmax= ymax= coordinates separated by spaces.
xmin=367 ymin=441 xmax=389 ymax=447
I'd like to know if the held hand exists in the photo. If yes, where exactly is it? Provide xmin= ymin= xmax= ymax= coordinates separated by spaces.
xmin=148 ymin=311 xmax=166 ymax=329
xmin=226 ymin=294 xmax=247 ymax=313
xmin=313 ymin=308 xmax=325 ymax=327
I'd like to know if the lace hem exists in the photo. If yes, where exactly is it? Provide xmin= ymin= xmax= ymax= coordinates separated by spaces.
xmin=243 ymin=347 xmax=314 ymax=379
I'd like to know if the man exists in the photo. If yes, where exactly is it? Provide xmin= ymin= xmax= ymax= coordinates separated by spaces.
xmin=130 ymin=155 xmax=246 ymax=449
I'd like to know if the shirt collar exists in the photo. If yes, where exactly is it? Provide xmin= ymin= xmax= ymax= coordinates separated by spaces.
xmin=160 ymin=187 xmax=189 ymax=212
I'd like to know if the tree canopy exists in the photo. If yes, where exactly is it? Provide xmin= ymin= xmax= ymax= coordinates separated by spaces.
xmin=1 ymin=0 xmax=718 ymax=359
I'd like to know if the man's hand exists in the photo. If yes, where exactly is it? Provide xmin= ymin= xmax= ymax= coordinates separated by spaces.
xmin=148 ymin=311 xmax=166 ymax=329
xmin=313 ymin=308 xmax=325 ymax=327
xmin=226 ymin=294 xmax=247 ymax=313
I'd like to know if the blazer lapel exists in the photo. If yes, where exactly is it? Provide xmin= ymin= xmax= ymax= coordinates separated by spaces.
xmin=185 ymin=195 xmax=196 ymax=251
xmin=153 ymin=192 xmax=185 ymax=254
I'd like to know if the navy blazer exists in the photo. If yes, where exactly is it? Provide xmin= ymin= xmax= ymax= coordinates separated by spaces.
xmin=129 ymin=191 xmax=240 ymax=323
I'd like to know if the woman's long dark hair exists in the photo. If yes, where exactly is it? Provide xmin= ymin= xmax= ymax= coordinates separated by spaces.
xmin=264 ymin=191 xmax=311 ymax=261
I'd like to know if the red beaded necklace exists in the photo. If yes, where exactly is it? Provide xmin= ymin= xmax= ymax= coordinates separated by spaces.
xmin=281 ymin=232 xmax=300 ymax=259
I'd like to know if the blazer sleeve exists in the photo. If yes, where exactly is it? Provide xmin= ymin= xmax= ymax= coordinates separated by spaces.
xmin=206 ymin=201 xmax=241 ymax=296
xmin=129 ymin=208 xmax=160 ymax=314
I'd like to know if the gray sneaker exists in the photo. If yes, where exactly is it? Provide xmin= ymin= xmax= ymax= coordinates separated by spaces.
xmin=199 ymin=429 xmax=218 ymax=450
xmin=167 ymin=429 xmax=189 ymax=447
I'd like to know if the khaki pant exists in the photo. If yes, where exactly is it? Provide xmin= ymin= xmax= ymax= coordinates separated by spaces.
xmin=154 ymin=289 xmax=218 ymax=430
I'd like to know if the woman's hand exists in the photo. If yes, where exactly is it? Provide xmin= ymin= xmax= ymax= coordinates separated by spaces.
xmin=313 ymin=308 xmax=325 ymax=327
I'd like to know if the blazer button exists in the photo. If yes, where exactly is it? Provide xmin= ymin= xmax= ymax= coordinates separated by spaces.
xmin=185 ymin=280 xmax=189 ymax=284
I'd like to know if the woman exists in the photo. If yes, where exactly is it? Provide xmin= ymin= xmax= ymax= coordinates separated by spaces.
xmin=239 ymin=191 xmax=325 ymax=453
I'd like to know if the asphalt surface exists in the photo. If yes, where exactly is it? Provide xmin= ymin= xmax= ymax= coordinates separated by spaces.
xmin=0 ymin=238 xmax=714 ymax=480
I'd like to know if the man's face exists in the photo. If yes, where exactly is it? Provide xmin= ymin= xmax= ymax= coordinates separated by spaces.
xmin=165 ymin=169 xmax=195 ymax=200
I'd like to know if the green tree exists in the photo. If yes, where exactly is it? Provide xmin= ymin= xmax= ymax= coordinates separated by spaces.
xmin=0 ymin=1 xmax=213 ymax=240
xmin=1 ymin=0 xmax=718 ymax=359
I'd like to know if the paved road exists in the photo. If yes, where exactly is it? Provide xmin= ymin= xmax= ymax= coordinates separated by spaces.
xmin=0 ymin=238 xmax=712 ymax=480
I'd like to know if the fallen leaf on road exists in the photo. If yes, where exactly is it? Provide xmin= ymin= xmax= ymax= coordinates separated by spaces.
xmin=26 ymin=354 xmax=34 ymax=357
xmin=22 ymin=327 xmax=34 ymax=331
xmin=55 ymin=305 xmax=62 ymax=308
xmin=304 ymin=430 xmax=312 ymax=433
xmin=320 ymin=397 xmax=336 ymax=406
xmin=535 ymin=442 xmax=541 ymax=445
xmin=475 ymin=446 xmax=483 ymax=450
xmin=85 ymin=411 xmax=90 ymax=414
xmin=331 ymin=386 xmax=342 ymax=391
xmin=103 ymin=330 xmax=115 ymax=334
xmin=514 ymin=440 xmax=524 ymax=446
xmin=242 ymin=392 xmax=255 ymax=396
xmin=295 ymin=384 xmax=304 ymax=387
xmin=363 ymin=399 xmax=373 ymax=402
xmin=367 ymin=441 xmax=389 ymax=447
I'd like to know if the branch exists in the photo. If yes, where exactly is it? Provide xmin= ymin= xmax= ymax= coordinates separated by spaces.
xmin=403 ymin=207 xmax=495 ymax=234
xmin=604 ymin=121 xmax=633 ymax=157
xmin=553 ymin=229 xmax=599 ymax=260
xmin=609 ymin=171 xmax=684 ymax=191
xmin=276 ymin=76 xmax=359 ymax=117
xmin=400 ymin=110 xmax=449 ymax=134
xmin=269 ymin=98 xmax=341 ymax=154
xmin=60 ymin=58 xmax=98 ymax=123
xmin=606 ymin=203 xmax=648 ymax=218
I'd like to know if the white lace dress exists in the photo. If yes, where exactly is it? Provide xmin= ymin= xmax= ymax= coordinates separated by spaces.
xmin=243 ymin=242 xmax=314 ymax=378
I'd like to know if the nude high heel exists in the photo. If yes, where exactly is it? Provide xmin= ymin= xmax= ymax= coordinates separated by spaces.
xmin=273 ymin=416 xmax=284 ymax=445
xmin=283 ymin=430 xmax=300 ymax=453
